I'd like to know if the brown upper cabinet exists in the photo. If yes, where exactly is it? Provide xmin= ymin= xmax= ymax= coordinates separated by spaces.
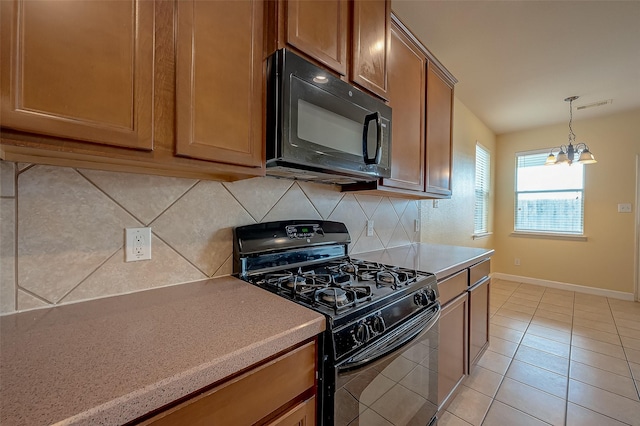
xmin=342 ymin=15 xmax=456 ymax=199
xmin=0 ymin=0 xmax=265 ymax=181
xmin=0 ymin=0 xmax=154 ymax=150
xmin=270 ymin=0 xmax=390 ymax=100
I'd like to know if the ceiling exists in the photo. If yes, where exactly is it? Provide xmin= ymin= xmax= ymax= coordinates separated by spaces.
xmin=391 ymin=0 xmax=640 ymax=135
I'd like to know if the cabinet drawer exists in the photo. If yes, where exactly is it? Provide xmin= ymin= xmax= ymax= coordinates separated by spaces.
xmin=438 ymin=269 xmax=468 ymax=306
xmin=469 ymin=259 xmax=490 ymax=287
xmin=142 ymin=342 xmax=316 ymax=425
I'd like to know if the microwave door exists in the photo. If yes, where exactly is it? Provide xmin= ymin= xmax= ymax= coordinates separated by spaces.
xmin=288 ymin=76 xmax=379 ymax=168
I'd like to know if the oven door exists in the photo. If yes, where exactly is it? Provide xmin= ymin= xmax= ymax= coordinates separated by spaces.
xmin=334 ymin=306 xmax=440 ymax=426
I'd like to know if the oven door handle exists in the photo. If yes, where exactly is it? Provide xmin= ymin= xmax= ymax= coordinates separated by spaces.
xmin=337 ymin=304 xmax=440 ymax=373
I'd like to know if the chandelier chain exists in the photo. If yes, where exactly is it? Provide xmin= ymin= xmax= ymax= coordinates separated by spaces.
xmin=567 ymin=97 xmax=576 ymax=144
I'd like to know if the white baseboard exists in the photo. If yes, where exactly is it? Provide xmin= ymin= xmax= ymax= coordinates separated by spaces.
xmin=490 ymin=273 xmax=635 ymax=301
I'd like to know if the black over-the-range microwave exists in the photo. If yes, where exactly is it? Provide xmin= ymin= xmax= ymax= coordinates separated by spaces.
xmin=266 ymin=49 xmax=392 ymax=185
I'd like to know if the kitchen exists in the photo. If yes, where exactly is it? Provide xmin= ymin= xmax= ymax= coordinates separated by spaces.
xmin=1 ymin=1 xmax=639 ymax=425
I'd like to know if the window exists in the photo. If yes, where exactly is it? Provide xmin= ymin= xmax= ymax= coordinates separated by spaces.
xmin=474 ymin=143 xmax=490 ymax=235
xmin=515 ymin=150 xmax=584 ymax=234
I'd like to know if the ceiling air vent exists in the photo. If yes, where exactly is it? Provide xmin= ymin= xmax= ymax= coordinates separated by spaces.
xmin=576 ymin=99 xmax=613 ymax=110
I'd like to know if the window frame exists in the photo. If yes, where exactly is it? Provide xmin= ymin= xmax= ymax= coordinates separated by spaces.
xmin=473 ymin=142 xmax=491 ymax=237
xmin=514 ymin=148 xmax=586 ymax=237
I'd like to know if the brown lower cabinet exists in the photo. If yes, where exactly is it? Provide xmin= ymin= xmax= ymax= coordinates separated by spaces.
xmin=438 ymin=291 xmax=468 ymax=410
xmin=436 ymin=258 xmax=491 ymax=411
xmin=137 ymin=340 xmax=317 ymax=426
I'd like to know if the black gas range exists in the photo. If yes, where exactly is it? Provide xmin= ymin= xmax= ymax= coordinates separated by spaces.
xmin=234 ymin=220 xmax=440 ymax=426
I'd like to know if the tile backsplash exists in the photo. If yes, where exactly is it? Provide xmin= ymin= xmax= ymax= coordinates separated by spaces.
xmin=0 ymin=161 xmax=420 ymax=314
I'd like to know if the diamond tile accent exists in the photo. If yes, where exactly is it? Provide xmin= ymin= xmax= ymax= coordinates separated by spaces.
xmin=1 ymin=160 xmax=16 ymax=197
xmin=62 ymin=236 xmax=206 ymax=303
xmin=17 ymin=289 xmax=49 ymax=311
xmin=18 ymin=166 xmax=139 ymax=303
xmin=262 ymin=183 xmax=322 ymax=222
xmin=1 ymin=198 xmax=16 ymax=313
xmin=152 ymin=181 xmax=254 ymax=277
xmin=390 ymin=197 xmax=409 ymax=217
xmin=371 ymin=198 xmax=400 ymax=246
xmin=328 ymin=194 xmax=367 ymax=251
xmin=223 ymin=177 xmax=292 ymax=222
xmin=298 ymin=181 xmax=344 ymax=218
xmin=400 ymin=201 xmax=420 ymax=242
xmin=355 ymin=194 xmax=382 ymax=218
xmin=79 ymin=169 xmax=197 ymax=225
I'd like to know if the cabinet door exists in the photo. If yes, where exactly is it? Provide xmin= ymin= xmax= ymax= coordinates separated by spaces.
xmin=438 ymin=292 xmax=468 ymax=410
xmin=351 ymin=0 xmax=389 ymax=99
xmin=381 ymin=22 xmax=425 ymax=192
xmin=469 ymin=277 xmax=490 ymax=371
xmin=175 ymin=0 xmax=263 ymax=167
xmin=285 ymin=0 xmax=348 ymax=76
xmin=0 ymin=0 xmax=154 ymax=150
xmin=425 ymin=64 xmax=453 ymax=197
xmin=267 ymin=396 xmax=316 ymax=426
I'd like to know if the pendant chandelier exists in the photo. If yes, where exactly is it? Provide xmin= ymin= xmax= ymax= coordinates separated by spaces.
xmin=545 ymin=96 xmax=597 ymax=166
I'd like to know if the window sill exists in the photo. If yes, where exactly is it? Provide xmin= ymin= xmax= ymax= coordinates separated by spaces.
xmin=510 ymin=231 xmax=588 ymax=241
xmin=472 ymin=232 xmax=493 ymax=240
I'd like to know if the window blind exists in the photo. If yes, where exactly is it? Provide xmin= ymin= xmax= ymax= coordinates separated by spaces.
xmin=515 ymin=150 xmax=585 ymax=234
xmin=474 ymin=144 xmax=490 ymax=234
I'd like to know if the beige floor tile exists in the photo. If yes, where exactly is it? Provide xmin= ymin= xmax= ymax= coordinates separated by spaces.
xmin=573 ymin=309 xmax=615 ymax=324
xmin=536 ymin=302 xmax=573 ymax=315
xmin=445 ymin=385 xmax=492 ymax=426
xmin=526 ymin=323 xmax=571 ymax=345
xmin=511 ymin=292 xmax=543 ymax=302
xmin=573 ymin=317 xmax=618 ymax=334
xmin=629 ymin=362 xmax=640 ymax=381
xmin=540 ymin=294 xmax=574 ymax=308
xmin=611 ymin=309 xmax=640 ymax=322
xmin=490 ymin=314 xmax=529 ymax=332
xmin=521 ymin=334 xmax=570 ymax=358
xmin=574 ymin=292 xmax=608 ymax=304
xmin=608 ymin=299 xmax=640 ymax=313
xmin=533 ymin=309 xmax=572 ymax=324
xmin=514 ymin=284 xmax=546 ymax=296
xmin=496 ymin=307 xmax=533 ymax=322
xmin=568 ymin=379 xmax=640 ymax=426
xmin=482 ymin=400 xmax=551 ymax=426
xmin=544 ymin=288 xmax=575 ymax=298
xmin=571 ymin=335 xmax=626 ymax=359
xmin=488 ymin=336 xmax=519 ymax=358
xmin=438 ymin=411 xmax=473 ymax=426
xmin=464 ymin=365 xmax=503 ymax=398
xmin=476 ymin=350 xmax=513 ymax=375
xmin=506 ymin=359 xmax=568 ymax=398
xmin=514 ymin=345 xmax=569 ymax=376
xmin=614 ymin=317 xmax=640 ymax=332
xmin=489 ymin=324 xmax=524 ymax=344
xmin=530 ymin=316 xmax=572 ymax=333
xmin=573 ymin=303 xmax=606 ymax=314
xmin=566 ymin=402 xmax=629 ymax=426
xmin=572 ymin=325 xmax=621 ymax=345
xmin=618 ymin=326 xmax=640 ymax=340
xmin=495 ymin=377 xmax=566 ymax=426
xmin=570 ymin=347 xmax=632 ymax=377
xmin=569 ymin=361 xmax=639 ymax=400
xmin=503 ymin=301 xmax=537 ymax=314
xmin=620 ymin=336 xmax=640 ymax=350
xmin=625 ymin=347 xmax=640 ymax=364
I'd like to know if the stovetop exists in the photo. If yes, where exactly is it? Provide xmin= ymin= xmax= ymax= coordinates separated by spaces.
xmin=246 ymin=258 xmax=434 ymax=320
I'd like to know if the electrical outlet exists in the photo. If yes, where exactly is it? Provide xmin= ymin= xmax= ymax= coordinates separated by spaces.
xmin=514 ymin=258 xmax=521 ymax=266
xmin=432 ymin=200 xmax=439 ymax=208
xmin=366 ymin=220 xmax=374 ymax=237
xmin=125 ymin=227 xmax=152 ymax=262
xmin=617 ymin=203 xmax=632 ymax=213
xmin=414 ymin=219 xmax=420 ymax=233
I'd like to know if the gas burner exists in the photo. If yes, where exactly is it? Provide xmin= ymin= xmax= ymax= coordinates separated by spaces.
xmin=264 ymin=272 xmax=300 ymax=287
xmin=317 ymin=288 xmax=349 ymax=306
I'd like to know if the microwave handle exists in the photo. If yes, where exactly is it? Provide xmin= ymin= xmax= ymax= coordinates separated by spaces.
xmin=362 ymin=112 xmax=382 ymax=165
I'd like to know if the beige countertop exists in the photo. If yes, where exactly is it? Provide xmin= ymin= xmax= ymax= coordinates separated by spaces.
xmin=355 ymin=243 xmax=494 ymax=280
xmin=0 ymin=276 xmax=325 ymax=426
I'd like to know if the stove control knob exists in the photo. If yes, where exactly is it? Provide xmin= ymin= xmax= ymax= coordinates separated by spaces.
xmin=414 ymin=291 xmax=429 ymax=306
xmin=353 ymin=322 xmax=371 ymax=345
xmin=371 ymin=315 xmax=385 ymax=334
xmin=426 ymin=288 xmax=437 ymax=303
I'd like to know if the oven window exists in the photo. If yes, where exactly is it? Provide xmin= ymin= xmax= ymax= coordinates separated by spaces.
xmin=335 ymin=322 xmax=439 ymax=425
